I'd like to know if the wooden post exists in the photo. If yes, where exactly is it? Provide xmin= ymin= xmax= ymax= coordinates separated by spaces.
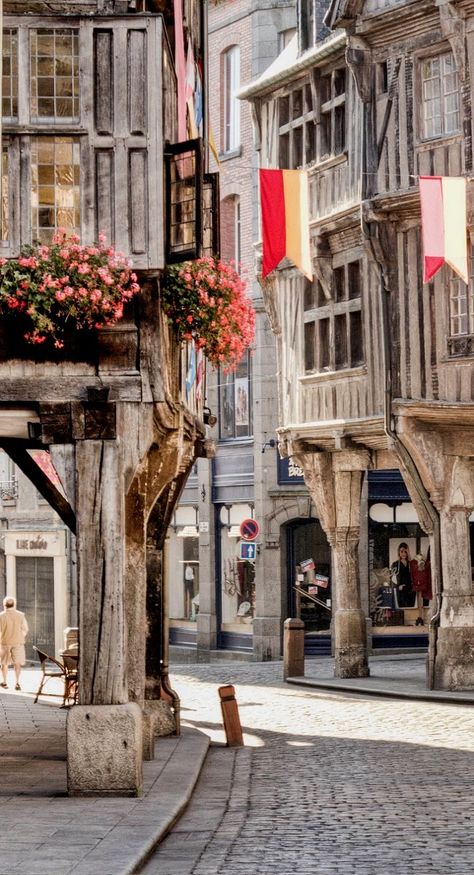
xmin=218 ymin=684 xmax=243 ymax=747
xmin=283 ymin=617 xmax=305 ymax=680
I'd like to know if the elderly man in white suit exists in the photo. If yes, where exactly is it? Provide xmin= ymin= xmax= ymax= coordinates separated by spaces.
xmin=0 ymin=596 xmax=29 ymax=691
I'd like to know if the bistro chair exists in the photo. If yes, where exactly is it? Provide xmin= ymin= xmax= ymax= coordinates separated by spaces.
xmin=33 ymin=646 xmax=78 ymax=707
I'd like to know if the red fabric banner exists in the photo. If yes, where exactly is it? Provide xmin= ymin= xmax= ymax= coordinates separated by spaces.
xmin=260 ymin=169 xmax=286 ymax=278
xmin=420 ymin=176 xmax=445 ymax=283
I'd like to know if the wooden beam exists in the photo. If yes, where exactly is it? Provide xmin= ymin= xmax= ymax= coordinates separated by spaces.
xmin=0 ymin=438 xmax=76 ymax=534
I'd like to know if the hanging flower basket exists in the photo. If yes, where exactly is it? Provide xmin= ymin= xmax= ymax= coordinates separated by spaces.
xmin=162 ymin=257 xmax=255 ymax=370
xmin=0 ymin=230 xmax=140 ymax=350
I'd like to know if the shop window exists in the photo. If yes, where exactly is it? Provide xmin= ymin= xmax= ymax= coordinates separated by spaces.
xmin=421 ymin=52 xmax=460 ymax=140
xmin=222 ymin=45 xmax=240 ymax=154
xmin=31 ymin=137 xmax=81 ymax=243
xmin=303 ymin=260 xmax=364 ymax=373
xmin=2 ymin=29 xmax=18 ymax=121
xmin=219 ymin=504 xmax=255 ymax=634
xmin=317 ymin=67 xmax=346 ymax=160
xmin=168 ymin=507 xmax=200 ymax=624
xmin=218 ymin=352 xmax=252 ymax=439
xmin=278 ymin=83 xmax=315 ymax=169
xmin=448 ymin=248 xmax=474 ymax=356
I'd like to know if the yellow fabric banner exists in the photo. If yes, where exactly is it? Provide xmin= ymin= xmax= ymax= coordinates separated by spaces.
xmin=442 ymin=176 xmax=468 ymax=284
xmin=282 ymin=170 xmax=313 ymax=280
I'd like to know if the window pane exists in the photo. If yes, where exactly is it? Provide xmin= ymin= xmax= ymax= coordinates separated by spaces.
xmin=219 ymin=372 xmax=235 ymax=438
xmin=293 ymin=126 xmax=303 ymax=169
xmin=334 ymin=266 xmax=345 ymax=302
xmin=279 ymin=95 xmax=290 ymax=127
xmin=279 ymin=132 xmax=289 ymax=168
xmin=292 ymin=89 xmax=303 ymax=120
xmin=334 ymin=105 xmax=345 ymax=154
xmin=350 ymin=310 xmax=364 ymax=366
xmin=304 ymin=280 xmax=316 ymax=310
xmin=304 ymin=322 xmax=315 ymax=371
xmin=318 ymin=318 xmax=329 ymax=370
xmin=422 ymin=52 xmax=459 ymax=139
xmin=223 ymin=46 xmax=240 ymax=152
xmin=30 ymin=28 xmax=79 ymax=123
xmin=2 ymin=146 xmax=9 ymax=241
xmin=31 ymin=136 xmax=81 ymax=243
xmin=449 ymin=277 xmax=468 ymax=336
xmin=335 ymin=314 xmax=348 ymax=369
xmin=334 ymin=69 xmax=345 ymax=97
xmin=320 ymin=112 xmax=331 ymax=158
xmin=2 ymin=29 xmax=18 ymax=121
xmin=348 ymin=262 xmax=361 ymax=299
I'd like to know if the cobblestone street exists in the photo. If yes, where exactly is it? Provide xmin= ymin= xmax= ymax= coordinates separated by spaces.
xmin=143 ymin=660 xmax=474 ymax=875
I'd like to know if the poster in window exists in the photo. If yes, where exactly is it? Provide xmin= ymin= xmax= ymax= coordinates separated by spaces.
xmin=221 ymin=381 xmax=234 ymax=436
xmin=235 ymin=377 xmax=249 ymax=427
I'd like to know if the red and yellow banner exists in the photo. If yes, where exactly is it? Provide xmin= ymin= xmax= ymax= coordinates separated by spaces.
xmin=420 ymin=176 xmax=468 ymax=284
xmin=259 ymin=169 xmax=312 ymax=280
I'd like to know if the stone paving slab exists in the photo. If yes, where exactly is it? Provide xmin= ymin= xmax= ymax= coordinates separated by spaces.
xmin=0 ymin=668 xmax=210 ymax=875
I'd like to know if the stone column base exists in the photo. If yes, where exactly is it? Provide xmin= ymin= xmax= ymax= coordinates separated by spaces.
xmin=67 ymin=703 xmax=143 ymax=796
xmin=434 ymin=627 xmax=474 ymax=690
xmin=334 ymin=609 xmax=370 ymax=678
xmin=252 ymin=617 xmax=282 ymax=661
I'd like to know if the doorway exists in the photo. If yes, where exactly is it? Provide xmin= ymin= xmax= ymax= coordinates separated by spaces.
xmin=287 ymin=518 xmax=331 ymax=632
xmin=16 ymin=557 xmax=55 ymax=660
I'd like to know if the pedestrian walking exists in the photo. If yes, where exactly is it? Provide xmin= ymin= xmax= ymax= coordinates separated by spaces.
xmin=0 ymin=596 xmax=29 ymax=690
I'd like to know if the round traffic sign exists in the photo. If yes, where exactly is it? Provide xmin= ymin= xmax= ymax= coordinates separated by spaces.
xmin=240 ymin=518 xmax=260 ymax=541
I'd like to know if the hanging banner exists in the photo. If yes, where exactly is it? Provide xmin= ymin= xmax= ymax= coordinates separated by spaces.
xmin=259 ymin=168 xmax=312 ymax=280
xmin=420 ymin=176 xmax=468 ymax=284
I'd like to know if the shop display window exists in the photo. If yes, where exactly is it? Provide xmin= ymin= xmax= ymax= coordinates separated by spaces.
xmin=168 ymin=506 xmax=199 ymax=625
xmin=219 ymin=504 xmax=255 ymax=633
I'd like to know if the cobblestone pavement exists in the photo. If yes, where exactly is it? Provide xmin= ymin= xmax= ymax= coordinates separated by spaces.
xmin=143 ymin=659 xmax=474 ymax=875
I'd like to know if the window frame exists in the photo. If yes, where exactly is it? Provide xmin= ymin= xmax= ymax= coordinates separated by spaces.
xmin=447 ymin=244 xmax=474 ymax=357
xmin=303 ymin=256 xmax=364 ymax=374
xmin=419 ymin=49 xmax=461 ymax=142
xmin=2 ymin=24 xmax=86 ymax=251
xmin=222 ymin=45 xmax=240 ymax=155
xmin=315 ymin=66 xmax=346 ymax=161
xmin=278 ymin=81 xmax=315 ymax=170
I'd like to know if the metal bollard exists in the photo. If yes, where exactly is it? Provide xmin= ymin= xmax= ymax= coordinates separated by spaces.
xmin=283 ymin=617 xmax=305 ymax=680
xmin=218 ymin=684 xmax=244 ymax=747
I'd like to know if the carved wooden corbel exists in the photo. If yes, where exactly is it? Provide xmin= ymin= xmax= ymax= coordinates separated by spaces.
xmin=439 ymin=2 xmax=466 ymax=82
xmin=346 ymin=36 xmax=372 ymax=103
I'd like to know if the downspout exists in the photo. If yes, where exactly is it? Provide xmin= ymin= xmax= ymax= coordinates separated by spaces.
xmin=359 ymin=72 xmax=443 ymax=689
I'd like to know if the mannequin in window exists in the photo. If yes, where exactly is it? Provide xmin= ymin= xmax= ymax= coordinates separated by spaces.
xmin=410 ymin=552 xmax=432 ymax=624
xmin=390 ymin=542 xmax=416 ymax=609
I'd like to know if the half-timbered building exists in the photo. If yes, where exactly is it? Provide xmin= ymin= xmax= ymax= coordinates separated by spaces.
xmin=0 ymin=0 xmax=216 ymax=794
xmin=242 ymin=0 xmax=474 ymax=689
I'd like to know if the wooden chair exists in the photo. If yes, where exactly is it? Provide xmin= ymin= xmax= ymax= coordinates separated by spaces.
xmin=33 ymin=646 xmax=78 ymax=707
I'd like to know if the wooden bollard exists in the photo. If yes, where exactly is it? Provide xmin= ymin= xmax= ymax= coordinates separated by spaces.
xmin=283 ymin=617 xmax=305 ymax=680
xmin=218 ymin=684 xmax=244 ymax=747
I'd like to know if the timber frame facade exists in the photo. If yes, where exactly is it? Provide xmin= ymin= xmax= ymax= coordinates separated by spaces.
xmin=243 ymin=0 xmax=474 ymax=689
xmin=0 ymin=0 xmax=215 ymax=794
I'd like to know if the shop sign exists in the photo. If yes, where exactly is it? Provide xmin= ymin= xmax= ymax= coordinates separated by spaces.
xmin=277 ymin=455 xmax=305 ymax=485
xmin=300 ymin=558 xmax=315 ymax=572
xmin=239 ymin=542 xmax=257 ymax=561
xmin=239 ymin=518 xmax=260 ymax=541
xmin=315 ymin=574 xmax=329 ymax=588
xmin=199 ymin=521 xmax=209 ymax=533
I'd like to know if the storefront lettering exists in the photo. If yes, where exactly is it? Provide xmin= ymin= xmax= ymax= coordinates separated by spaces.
xmin=16 ymin=538 xmax=48 ymax=550
xmin=288 ymin=457 xmax=304 ymax=478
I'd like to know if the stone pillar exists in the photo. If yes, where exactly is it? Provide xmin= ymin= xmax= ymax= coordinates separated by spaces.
xmin=289 ymin=445 xmax=370 ymax=679
xmin=435 ymin=506 xmax=474 ymax=689
xmin=68 ymin=439 xmax=143 ymax=796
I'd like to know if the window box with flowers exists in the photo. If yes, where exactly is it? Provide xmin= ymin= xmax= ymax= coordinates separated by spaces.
xmin=0 ymin=231 xmax=140 ymax=364
xmin=162 ymin=257 xmax=255 ymax=371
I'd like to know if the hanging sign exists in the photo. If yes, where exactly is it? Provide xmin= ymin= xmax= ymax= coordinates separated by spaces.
xmin=314 ymin=574 xmax=329 ymax=588
xmin=240 ymin=518 xmax=260 ymax=541
xmin=300 ymin=558 xmax=315 ymax=572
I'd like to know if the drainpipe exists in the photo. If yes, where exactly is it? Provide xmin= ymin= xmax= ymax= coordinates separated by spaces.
xmin=359 ymin=82 xmax=442 ymax=688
